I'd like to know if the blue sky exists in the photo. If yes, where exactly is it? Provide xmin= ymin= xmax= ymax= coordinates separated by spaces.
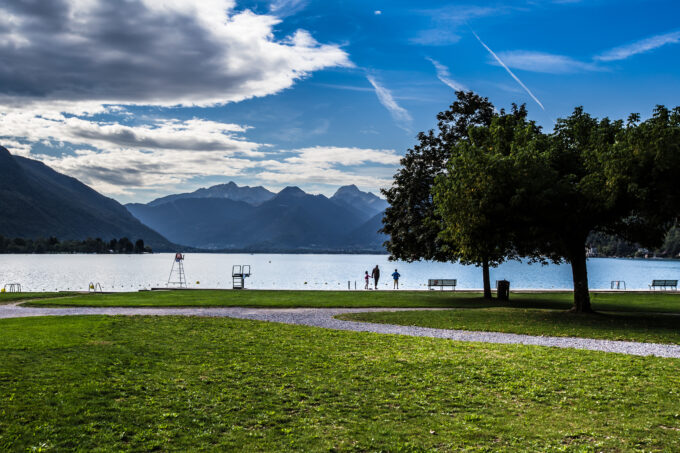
xmin=1 ymin=0 xmax=679 ymax=203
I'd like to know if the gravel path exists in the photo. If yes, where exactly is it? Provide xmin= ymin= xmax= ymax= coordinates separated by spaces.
xmin=2 ymin=303 xmax=680 ymax=358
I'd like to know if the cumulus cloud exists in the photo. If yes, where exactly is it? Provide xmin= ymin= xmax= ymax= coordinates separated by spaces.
xmin=595 ymin=30 xmax=680 ymax=62
xmin=283 ymin=146 xmax=401 ymax=166
xmin=426 ymin=57 xmax=467 ymax=91
xmin=0 ymin=107 xmax=267 ymax=196
xmin=256 ymin=146 xmax=399 ymax=188
xmin=366 ymin=76 xmax=412 ymax=131
xmin=38 ymin=147 xmax=258 ymax=197
xmin=0 ymin=0 xmax=351 ymax=107
xmin=0 ymin=0 xmax=368 ymax=200
xmin=1 ymin=110 xmax=399 ymax=199
xmin=0 ymin=107 xmax=263 ymax=157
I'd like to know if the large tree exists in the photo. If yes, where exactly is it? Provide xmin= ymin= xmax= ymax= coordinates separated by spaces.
xmin=381 ymin=91 xmax=498 ymax=297
xmin=432 ymin=105 xmax=538 ymax=293
xmin=434 ymin=105 xmax=680 ymax=312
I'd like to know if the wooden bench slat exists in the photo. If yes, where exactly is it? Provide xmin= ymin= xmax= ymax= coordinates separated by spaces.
xmin=649 ymin=279 xmax=678 ymax=290
xmin=428 ymin=279 xmax=457 ymax=290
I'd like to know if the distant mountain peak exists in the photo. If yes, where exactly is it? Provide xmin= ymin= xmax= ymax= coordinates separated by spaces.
xmin=333 ymin=184 xmax=361 ymax=196
xmin=146 ymin=181 xmax=275 ymax=207
xmin=277 ymin=186 xmax=306 ymax=197
xmin=330 ymin=184 xmax=388 ymax=222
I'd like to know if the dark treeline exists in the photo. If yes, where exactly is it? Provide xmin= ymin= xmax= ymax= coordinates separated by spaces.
xmin=588 ymin=226 xmax=680 ymax=258
xmin=0 ymin=236 xmax=152 ymax=254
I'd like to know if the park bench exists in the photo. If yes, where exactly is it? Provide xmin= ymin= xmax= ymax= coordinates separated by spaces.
xmin=428 ymin=279 xmax=457 ymax=291
xmin=649 ymin=279 xmax=678 ymax=291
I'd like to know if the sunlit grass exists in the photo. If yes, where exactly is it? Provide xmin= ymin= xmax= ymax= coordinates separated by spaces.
xmin=1 ymin=315 xmax=679 ymax=451
xmin=21 ymin=290 xmax=680 ymax=313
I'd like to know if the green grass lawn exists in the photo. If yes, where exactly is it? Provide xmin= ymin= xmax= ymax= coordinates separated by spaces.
xmin=19 ymin=289 xmax=680 ymax=313
xmin=338 ymin=307 xmax=680 ymax=345
xmin=1 ymin=315 xmax=679 ymax=451
xmin=0 ymin=292 xmax=76 ymax=305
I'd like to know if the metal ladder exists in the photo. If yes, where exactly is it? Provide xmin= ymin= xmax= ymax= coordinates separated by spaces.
xmin=232 ymin=265 xmax=251 ymax=289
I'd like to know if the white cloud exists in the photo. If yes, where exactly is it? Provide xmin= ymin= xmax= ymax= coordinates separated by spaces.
xmin=411 ymin=6 xmax=497 ymax=46
xmin=284 ymin=146 xmax=401 ymax=166
xmin=410 ymin=29 xmax=461 ymax=46
xmin=426 ymin=57 xmax=467 ymax=91
xmin=366 ymin=76 xmax=413 ymax=131
xmin=1 ymin=111 xmax=399 ymax=200
xmin=0 ymin=106 xmax=267 ymax=196
xmin=595 ymin=30 xmax=680 ymax=62
xmin=0 ymin=108 xmax=263 ymax=157
xmin=496 ymin=50 xmax=601 ymax=74
xmin=0 ymin=0 xmax=363 ymax=201
xmin=269 ymin=0 xmax=308 ymax=16
xmin=38 ymin=147 xmax=258 ymax=197
xmin=0 ymin=0 xmax=351 ymax=108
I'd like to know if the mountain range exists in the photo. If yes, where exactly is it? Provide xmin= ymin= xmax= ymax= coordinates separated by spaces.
xmin=0 ymin=145 xmax=389 ymax=252
xmin=0 ymin=146 xmax=174 ymax=250
xmin=126 ymin=184 xmax=389 ymax=252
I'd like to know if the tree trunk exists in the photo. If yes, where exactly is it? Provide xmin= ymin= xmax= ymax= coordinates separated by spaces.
xmin=482 ymin=258 xmax=492 ymax=299
xmin=569 ymin=246 xmax=592 ymax=313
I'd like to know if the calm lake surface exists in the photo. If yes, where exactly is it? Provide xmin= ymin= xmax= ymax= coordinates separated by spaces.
xmin=1 ymin=254 xmax=679 ymax=292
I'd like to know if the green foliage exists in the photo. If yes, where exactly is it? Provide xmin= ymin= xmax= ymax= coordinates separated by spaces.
xmin=432 ymin=103 xmax=680 ymax=311
xmin=433 ymin=105 xmax=539 ymax=267
xmin=381 ymin=91 xmax=495 ymax=263
xmin=0 ymin=235 xmax=151 ymax=254
xmin=1 ymin=315 xmax=680 ymax=451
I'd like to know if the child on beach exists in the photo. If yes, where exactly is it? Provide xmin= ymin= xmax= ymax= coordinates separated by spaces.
xmin=392 ymin=269 xmax=400 ymax=289
xmin=364 ymin=271 xmax=370 ymax=289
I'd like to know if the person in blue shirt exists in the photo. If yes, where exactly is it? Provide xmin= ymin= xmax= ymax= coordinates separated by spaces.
xmin=392 ymin=269 xmax=401 ymax=289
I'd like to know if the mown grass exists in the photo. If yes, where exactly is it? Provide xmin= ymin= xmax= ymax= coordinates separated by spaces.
xmin=1 ymin=315 xmax=680 ymax=451
xmin=21 ymin=289 xmax=680 ymax=313
xmin=0 ymin=292 xmax=76 ymax=304
xmin=338 ymin=307 xmax=680 ymax=345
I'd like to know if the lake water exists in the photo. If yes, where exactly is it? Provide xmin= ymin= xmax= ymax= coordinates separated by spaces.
xmin=1 ymin=253 xmax=679 ymax=292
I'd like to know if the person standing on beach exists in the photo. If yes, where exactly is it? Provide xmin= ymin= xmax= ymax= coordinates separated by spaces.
xmin=371 ymin=265 xmax=380 ymax=290
xmin=364 ymin=271 xmax=370 ymax=290
xmin=392 ymin=269 xmax=400 ymax=289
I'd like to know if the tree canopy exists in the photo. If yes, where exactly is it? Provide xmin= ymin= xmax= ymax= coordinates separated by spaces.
xmin=381 ymin=91 xmax=498 ymax=297
xmin=432 ymin=103 xmax=680 ymax=312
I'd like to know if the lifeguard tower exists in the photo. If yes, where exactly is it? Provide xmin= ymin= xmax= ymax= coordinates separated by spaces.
xmin=232 ymin=265 xmax=251 ymax=289
xmin=167 ymin=253 xmax=187 ymax=288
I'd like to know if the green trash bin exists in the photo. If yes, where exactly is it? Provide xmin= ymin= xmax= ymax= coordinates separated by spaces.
xmin=497 ymin=280 xmax=510 ymax=301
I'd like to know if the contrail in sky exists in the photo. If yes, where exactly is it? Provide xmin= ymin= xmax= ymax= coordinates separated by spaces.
xmin=471 ymin=30 xmax=545 ymax=110
xmin=426 ymin=57 xmax=467 ymax=92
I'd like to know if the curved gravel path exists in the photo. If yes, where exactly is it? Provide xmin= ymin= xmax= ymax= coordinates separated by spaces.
xmin=2 ymin=303 xmax=680 ymax=358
